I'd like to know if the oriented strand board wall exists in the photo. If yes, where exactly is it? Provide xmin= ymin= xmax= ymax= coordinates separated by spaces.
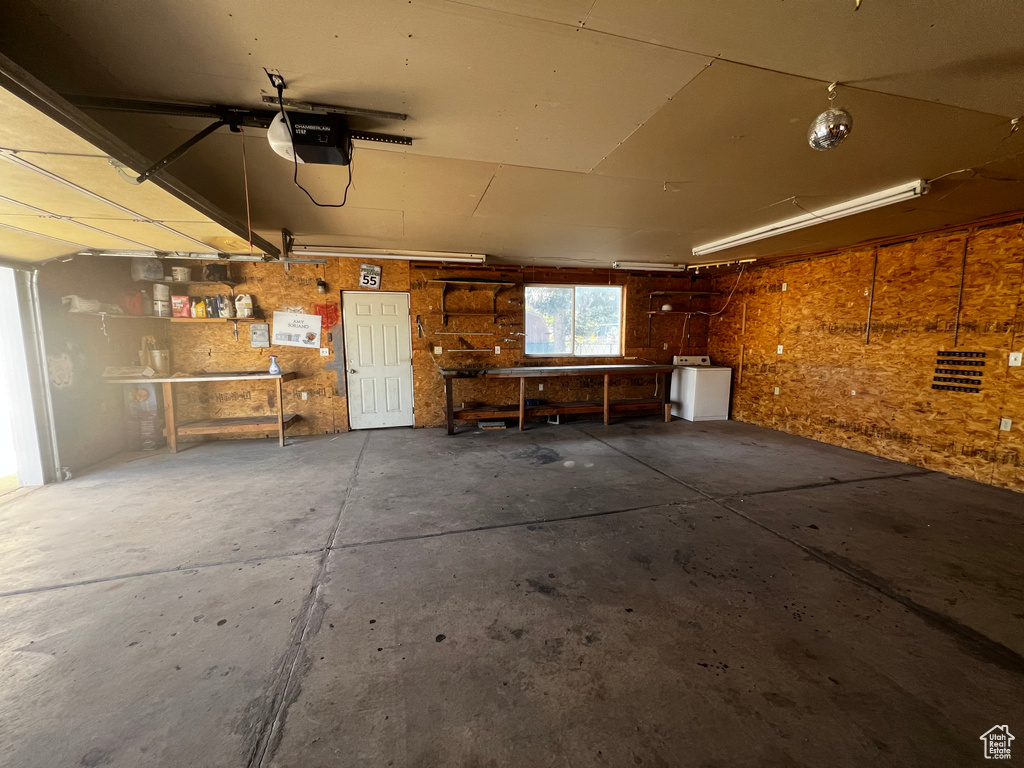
xmin=410 ymin=266 xmax=714 ymax=427
xmin=166 ymin=256 xmax=410 ymax=435
xmin=43 ymin=255 xmax=712 ymax=459
xmin=163 ymin=260 xmax=712 ymax=433
xmin=709 ymin=223 xmax=1024 ymax=493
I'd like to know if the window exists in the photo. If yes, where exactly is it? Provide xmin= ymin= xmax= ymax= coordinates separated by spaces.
xmin=524 ymin=285 xmax=623 ymax=356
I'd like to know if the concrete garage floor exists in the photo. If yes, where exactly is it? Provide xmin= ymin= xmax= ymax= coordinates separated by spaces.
xmin=0 ymin=420 xmax=1021 ymax=767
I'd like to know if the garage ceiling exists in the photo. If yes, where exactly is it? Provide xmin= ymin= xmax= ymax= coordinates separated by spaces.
xmin=1 ymin=0 xmax=1023 ymax=267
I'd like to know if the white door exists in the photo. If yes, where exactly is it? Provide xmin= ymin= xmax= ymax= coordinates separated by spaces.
xmin=343 ymin=291 xmax=415 ymax=429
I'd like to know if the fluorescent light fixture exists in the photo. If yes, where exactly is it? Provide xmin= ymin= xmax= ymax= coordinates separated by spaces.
xmin=76 ymin=250 xmax=325 ymax=264
xmin=686 ymin=258 xmax=757 ymax=270
xmin=692 ymin=180 xmax=929 ymax=257
xmin=612 ymin=261 xmax=687 ymax=272
xmin=292 ymin=245 xmax=486 ymax=264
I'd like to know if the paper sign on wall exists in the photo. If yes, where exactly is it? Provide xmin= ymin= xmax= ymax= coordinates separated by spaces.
xmin=272 ymin=311 xmax=322 ymax=348
xmin=359 ymin=263 xmax=382 ymax=290
xmin=250 ymin=323 xmax=270 ymax=348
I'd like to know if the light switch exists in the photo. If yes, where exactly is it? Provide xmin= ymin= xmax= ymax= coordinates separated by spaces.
xmin=1000 ymin=418 xmax=1012 ymax=432
xmin=777 ymin=344 xmax=784 ymax=354
xmin=433 ymin=346 xmax=443 ymax=355
xmin=301 ymin=391 xmax=308 ymax=401
xmin=773 ymin=387 xmax=780 ymax=395
xmin=1009 ymin=352 xmax=1023 ymax=367
xmin=782 ymin=282 xmax=788 ymax=291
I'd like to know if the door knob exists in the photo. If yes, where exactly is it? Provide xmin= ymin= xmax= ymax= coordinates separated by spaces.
xmin=348 ymin=368 xmax=357 ymax=374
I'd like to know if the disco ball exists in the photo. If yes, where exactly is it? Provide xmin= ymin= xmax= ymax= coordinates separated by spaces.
xmin=808 ymin=107 xmax=853 ymax=150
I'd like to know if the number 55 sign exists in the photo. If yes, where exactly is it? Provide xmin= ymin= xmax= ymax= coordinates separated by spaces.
xmin=359 ymin=263 xmax=382 ymax=290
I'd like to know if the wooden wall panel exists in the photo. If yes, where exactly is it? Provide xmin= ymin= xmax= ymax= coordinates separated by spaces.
xmin=710 ymin=224 xmax=1024 ymax=493
xmin=154 ymin=259 xmax=710 ymax=436
xmin=409 ymin=266 xmax=713 ymax=427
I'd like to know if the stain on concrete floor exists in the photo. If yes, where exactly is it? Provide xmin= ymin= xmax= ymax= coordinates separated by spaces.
xmin=0 ymin=419 xmax=1020 ymax=767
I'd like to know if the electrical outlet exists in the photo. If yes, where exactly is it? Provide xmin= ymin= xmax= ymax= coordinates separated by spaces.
xmin=851 ymin=390 xmax=856 ymax=396
xmin=538 ymin=383 xmax=543 ymax=391
xmin=773 ymin=387 xmax=780 ymax=395
xmin=663 ymin=343 xmax=669 ymax=350
xmin=495 ymin=345 xmax=501 ymax=355
xmin=782 ymin=282 xmax=788 ymax=291
xmin=433 ymin=346 xmax=443 ymax=355
xmin=320 ymin=347 xmax=329 ymax=357
xmin=777 ymin=344 xmax=784 ymax=354
xmin=301 ymin=391 xmax=308 ymax=401
xmin=1010 ymin=352 xmax=1023 ymax=367
xmin=1000 ymin=418 xmax=1012 ymax=431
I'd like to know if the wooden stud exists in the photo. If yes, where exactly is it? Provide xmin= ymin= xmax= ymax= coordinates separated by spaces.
xmin=518 ymin=376 xmax=526 ymax=431
xmin=445 ymin=377 xmax=455 ymax=435
xmin=662 ymin=371 xmax=671 ymax=422
xmin=162 ymin=381 xmax=177 ymax=453
xmin=276 ymin=376 xmax=285 ymax=447
xmin=603 ymin=373 xmax=611 ymax=425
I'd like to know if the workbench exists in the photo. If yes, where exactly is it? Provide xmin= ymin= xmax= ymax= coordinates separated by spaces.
xmin=440 ymin=364 xmax=675 ymax=435
xmin=107 ymin=371 xmax=299 ymax=452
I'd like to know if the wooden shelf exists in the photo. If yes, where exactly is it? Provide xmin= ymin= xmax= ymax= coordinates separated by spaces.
xmin=68 ymin=311 xmax=167 ymax=320
xmin=169 ymin=317 xmax=261 ymax=323
xmin=68 ymin=313 xmax=258 ymax=323
xmin=430 ymin=312 xmax=503 ymax=317
xmin=647 ymin=310 xmax=698 ymax=315
xmin=648 ymin=290 xmax=721 ymax=296
xmin=176 ymin=413 xmax=299 ymax=436
xmin=454 ymin=398 xmax=661 ymax=420
xmin=153 ymin=279 xmax=239 ymax=288
xmin=428 ymin=278 xmax=515 ymax=286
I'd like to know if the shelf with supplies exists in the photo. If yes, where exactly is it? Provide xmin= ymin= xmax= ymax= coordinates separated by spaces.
xmin=151 ymin=279 xmax=239 ymax=290
xmin=169 ymin=317 xmax=261 ymax=324
xmin=68 ymin=313 xmax=260 ymax=322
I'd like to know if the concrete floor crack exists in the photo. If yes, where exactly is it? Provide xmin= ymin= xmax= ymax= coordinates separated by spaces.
xmin=0 ymin=548 xmax=325 ymax=600
xmin=577 ymin=425 xmax=1024 ymax=678
xmin=245 ymin=429 xmax=371 ymax=768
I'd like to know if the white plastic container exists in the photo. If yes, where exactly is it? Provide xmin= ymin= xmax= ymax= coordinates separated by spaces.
xmin=153 ymin=299 xmax=171 ymax=317
xmin=170 ymin=267 xmax=191 ymax=282
xmin=152 ymin=283 xmax=171 ymax=301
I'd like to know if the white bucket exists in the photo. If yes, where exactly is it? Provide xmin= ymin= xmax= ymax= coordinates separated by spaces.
xmin=152 ymin=283 xmax=171 ymax=301
xmin=149 ymin=349 xmax=170 ymax=375
xmin=153 ymin=299 xmax=171 ymax=317
xmin=170 ymin=267 xmax=191 ymax=282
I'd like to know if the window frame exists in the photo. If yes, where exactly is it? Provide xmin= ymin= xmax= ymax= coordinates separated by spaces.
xmin=523 ymin=283 xmax=625 ymax=358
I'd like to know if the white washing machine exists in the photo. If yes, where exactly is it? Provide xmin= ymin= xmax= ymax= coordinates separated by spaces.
xmin=670 ymin=355 xmax=732 ymax=421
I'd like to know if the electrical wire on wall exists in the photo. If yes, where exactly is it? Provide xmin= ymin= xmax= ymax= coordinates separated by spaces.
xmin=265 ymin=68 xmax=354 ymax=208
xmin=678 ymin=264 xmax=746 ymax=353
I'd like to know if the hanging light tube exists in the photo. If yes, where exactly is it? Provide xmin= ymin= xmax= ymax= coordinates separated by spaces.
xmin=292 ymin=245 xmax=486 ymax=264
xmin=611 ymin=261 xmax=687 ymax=271
xmin=692 ymin=180 xmax=929 ymax=257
